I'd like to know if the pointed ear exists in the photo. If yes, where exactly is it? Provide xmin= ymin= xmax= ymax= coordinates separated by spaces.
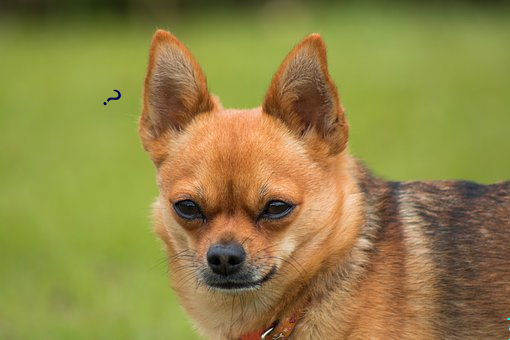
xmin=139 ymin=30 xmax=216 ymax=147
xmin=263 ymin=34 xmax=348 ymax=154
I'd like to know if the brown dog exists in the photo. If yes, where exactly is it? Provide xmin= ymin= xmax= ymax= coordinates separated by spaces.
xmin=138 ymin=30 xmax=510 ymax=339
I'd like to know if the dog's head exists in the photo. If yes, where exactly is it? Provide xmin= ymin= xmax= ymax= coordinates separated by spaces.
xmin=139 ymin=30 xmax=358 ymax=294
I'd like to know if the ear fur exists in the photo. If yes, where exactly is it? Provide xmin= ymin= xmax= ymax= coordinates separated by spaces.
xmin=263 ymin=34 xmax=348 ymax=154
xmin=139 ymin=30 xmax=216 ymax=149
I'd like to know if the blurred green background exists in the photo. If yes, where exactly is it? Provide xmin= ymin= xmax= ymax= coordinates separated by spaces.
xmin=1 ymin=0 xmax=509 ymax=339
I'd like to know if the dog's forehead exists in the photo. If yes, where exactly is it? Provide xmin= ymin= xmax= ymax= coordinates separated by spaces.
xmin=177 ymin=107 xmax=298 ymax=165
xmin=160 ymin=108 xmax=313 ymax=200
xmin=183 ymin=107 xmax=302 ymax=176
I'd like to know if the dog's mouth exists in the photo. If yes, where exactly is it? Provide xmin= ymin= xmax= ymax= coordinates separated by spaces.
xmin=205 ymin=265 xmax=277 ymax=291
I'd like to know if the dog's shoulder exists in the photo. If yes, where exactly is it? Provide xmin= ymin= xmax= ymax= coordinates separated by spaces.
xmin=355 ymin=159 xmax=510 ymax=232
xmin=396 ymin=179 xmax=510 ymax=229
xmin=351 ymin=166 xmax=510 ymax=337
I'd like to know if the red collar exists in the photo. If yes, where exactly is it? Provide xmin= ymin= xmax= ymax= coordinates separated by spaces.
xmin=239 ymin=312 xmax=301 ymax=340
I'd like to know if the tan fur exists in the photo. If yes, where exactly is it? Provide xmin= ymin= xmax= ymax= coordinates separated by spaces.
xmin=140 ymin=30 xmax=510 ymax=339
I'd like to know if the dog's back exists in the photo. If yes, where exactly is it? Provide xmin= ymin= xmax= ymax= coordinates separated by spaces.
xmin=353 ymin=168 xmax=510 ymax=338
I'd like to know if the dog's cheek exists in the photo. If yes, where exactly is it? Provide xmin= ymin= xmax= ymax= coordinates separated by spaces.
xmin=277 ymin=231 xmax=298 ymax=261
xmin=289 ymin=189 xmax=342 ymax=253
xmin=154 ymin=197 xmax=193 ymax=252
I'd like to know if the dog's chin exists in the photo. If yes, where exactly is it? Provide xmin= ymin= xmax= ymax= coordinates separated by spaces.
xmin=203 ymin=266 xmax=277 ymax=293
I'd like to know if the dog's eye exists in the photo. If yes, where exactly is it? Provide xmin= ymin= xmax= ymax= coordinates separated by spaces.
xmin=260 ymin=200 xmax=294 ymax=220
xmin=173 ymin=200 xmax=204 ymax=221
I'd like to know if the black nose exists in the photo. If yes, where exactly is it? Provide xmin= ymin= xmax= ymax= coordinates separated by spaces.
xmin=207 ymin=243 xmax=246 ymax=276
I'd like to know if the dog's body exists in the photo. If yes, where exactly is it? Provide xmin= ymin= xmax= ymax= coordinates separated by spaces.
xmin=139 ymin=30 xmax=510 ymax=339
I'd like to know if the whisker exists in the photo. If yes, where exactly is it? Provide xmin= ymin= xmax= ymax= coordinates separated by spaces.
xmin=150 ymin=256 xmax=170 ymax=271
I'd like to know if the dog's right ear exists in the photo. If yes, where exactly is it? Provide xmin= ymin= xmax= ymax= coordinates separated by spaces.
xmin=263 ymin=34 xmax=348 ymax=155
xmin=139 ymin=30 xmax=216 ymax=157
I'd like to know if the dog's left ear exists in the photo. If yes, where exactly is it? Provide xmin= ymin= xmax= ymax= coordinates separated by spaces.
xmin=263 ymin=34 xmax=348 ymax=155
xmin=139 ymin=30 xmax=216 ymax=157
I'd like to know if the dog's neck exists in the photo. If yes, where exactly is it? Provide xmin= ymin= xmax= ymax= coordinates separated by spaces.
xmin=239 ymin=309 xmax=303 ymax=340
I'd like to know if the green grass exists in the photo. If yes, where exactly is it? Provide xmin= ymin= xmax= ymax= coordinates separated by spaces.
xmin=1 ymin=5 xmax=509 ymax=339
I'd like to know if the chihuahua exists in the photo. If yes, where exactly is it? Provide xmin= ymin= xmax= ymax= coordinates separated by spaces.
xmin=138 ymin=30 xmax=510 ymax=339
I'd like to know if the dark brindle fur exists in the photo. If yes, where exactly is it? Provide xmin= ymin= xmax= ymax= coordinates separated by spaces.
xmin=350 ymin=163 xmax=510 ymax=338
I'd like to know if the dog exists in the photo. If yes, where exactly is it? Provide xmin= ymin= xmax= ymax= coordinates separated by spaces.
xmin=138 ymin=30 xmax=510 ymax=339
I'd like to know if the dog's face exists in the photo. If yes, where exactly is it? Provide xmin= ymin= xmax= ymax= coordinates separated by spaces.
xmin=139 ymin=30 xmax=355 ymax=294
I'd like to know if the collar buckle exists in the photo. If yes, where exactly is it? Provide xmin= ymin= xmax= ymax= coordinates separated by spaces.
xmin=260 ymin=326 xmax=275 ymax=339
xmin=261 ymin=326 xmax=286 ymax=339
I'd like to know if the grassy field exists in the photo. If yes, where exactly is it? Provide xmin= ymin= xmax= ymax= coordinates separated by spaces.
xmin=1 ymin=5 xmax=509 ymax=339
